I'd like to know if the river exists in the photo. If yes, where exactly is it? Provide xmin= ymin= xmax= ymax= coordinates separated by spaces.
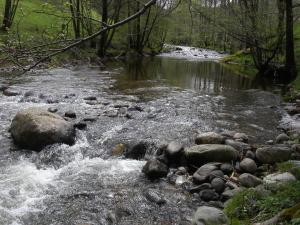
xmin=0 ymin=50 xmax=284 ymax=225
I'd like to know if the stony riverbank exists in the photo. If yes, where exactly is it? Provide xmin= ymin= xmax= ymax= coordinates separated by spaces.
xmin=7 ymin=104 xmax=300 ymax=224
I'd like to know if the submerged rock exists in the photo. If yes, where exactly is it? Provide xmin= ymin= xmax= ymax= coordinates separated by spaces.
xmin=256 ymin=145 xmax=292 ymax=164
xmin=3 ymin=88 xmax=20 ymax=96
xmin=125 ymin=141 xmax=149 ymax=160
xmin=144 ymin=189 xmax=166 ymax=205
xmin=192 ymin=206 xmax=229 ymax=225
xmin=185 ymin=144 xmax=238 ymax=167
xmin=10 ymin=107 xmax=76 ymax=151
xmin=142 ymin=159 xmax=169 ymax=180
xmin=64 ymin=110 xmax=77 ymax=118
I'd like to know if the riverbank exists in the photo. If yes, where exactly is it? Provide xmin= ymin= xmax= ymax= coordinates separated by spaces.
xmin=141 ymin=123 xmax=300 ymax=224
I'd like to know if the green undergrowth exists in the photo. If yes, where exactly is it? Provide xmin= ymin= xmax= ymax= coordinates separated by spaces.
xmin=225 ymin=181 xmax=300 ymax=225
xmin=0 ymin=0 xmax=72 ymax=47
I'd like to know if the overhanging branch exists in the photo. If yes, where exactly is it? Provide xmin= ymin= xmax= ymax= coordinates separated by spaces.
xmin=22 ymin=0 xmax=157 ymax=74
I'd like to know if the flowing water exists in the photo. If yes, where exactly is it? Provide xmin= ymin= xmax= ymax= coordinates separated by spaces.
xmin=0 ymin=53 xmax=284 ymax=225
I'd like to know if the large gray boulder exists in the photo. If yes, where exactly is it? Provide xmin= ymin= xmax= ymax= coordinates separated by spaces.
xmin=195 ymin=132 xmax=225 ymax=145
xmin=256 ymin=145 xmax=292 ymax=164
xmin=192 ymin=206 xmax=229 ymax=225
xmin=10 ymin=107 xmax=76 ymax=151
xmin=263 ymin=172 xmax=296 ymax=185
xmin=185 ymin=144 xmax=239 ymax=166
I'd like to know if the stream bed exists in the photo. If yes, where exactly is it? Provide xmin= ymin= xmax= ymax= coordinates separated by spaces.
xmin=0 ymin=53 xmax=285 ymax=225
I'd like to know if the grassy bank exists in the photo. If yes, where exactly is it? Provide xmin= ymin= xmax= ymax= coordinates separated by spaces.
xmin=225 ymin=162 xmax=300 ymax=225
xmin=0 ymin=0 xmax=70 ymax=44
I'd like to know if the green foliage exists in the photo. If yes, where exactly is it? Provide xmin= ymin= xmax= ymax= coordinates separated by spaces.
xmin=225 ymin=181 xmax=300 ymax=224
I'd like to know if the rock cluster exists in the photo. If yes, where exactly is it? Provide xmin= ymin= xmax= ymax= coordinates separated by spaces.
xmin=141 ymin=130 xmax=299 ymax=223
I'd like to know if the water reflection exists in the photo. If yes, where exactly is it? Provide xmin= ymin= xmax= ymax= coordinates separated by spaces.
xmin=110 ymin=57 xmax=257 ymax=95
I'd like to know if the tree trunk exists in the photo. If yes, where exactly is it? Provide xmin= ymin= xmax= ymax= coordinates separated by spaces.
xmin=2 ymin=0 xmax=12 ymax=30
xmin=285 ymin=0 xmax=297 ymax=77
xmin=97 ymin=0 xmax=108 ymax=57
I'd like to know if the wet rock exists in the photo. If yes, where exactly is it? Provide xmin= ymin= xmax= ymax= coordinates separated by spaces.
xmin=225 ymin=139 xmax=251 ymax=153
xmin=256 ymin=145 xmax=292 ymax=164
xmin=65 ymin=110 xmax=77 ymax=118
xmin=46 ymin=98 xmax=59 ymax=104
xmin=275 ymin=133 xmax=289 ymax=144
xmin=211 ymin=178 xmax=225 ymax=193
xmin=220 ymin=130 xmax=236 ymax=139
xmin=176 ymin=167 xmax=187 ymax=175
xmin=83 ymin=96 xmax=97 ymax=101
xmin=24 ymin=91 xmax=34 ymax=97
xmin=144 ymin=189 xmax=166 ymax=205
xmin=83 ymin=117 xmax=97 ymax=122
xmin=233 ymin=133 xmax=249 ymax=143
xmin=189 ymin=183 xmax=212 ymax=194
xmin=208 ymin=201 xmax=224 ymax=209
xmin=175 ymin=176 xmax=188 ymax=186
xmin=199 ymin=189 xmax=219 ymax=201
xmin=263 ymin=172 xmax=296 ymax=184
xmin=128 ymin=105 xmax=143 ymax=112
xmin=245 ymin=150 xmax=256 ymax=160
xmin=221 ymin=188 xmax=242 ymax=200
xmin=220 ymin=163 xmax=234 ymax=175
xmin=195 ymin=132 xmax=225 ymax=145
xmin=185 ymin=144 xmax=239 ymax=167
xmin=74 ymin=121 xmax=87 ymax=130
xmin=0 ymin=84 xmax=9 ymax=92
xmin=142 ymin=159 xmax=169 ymax=180
xmin=286 ymin=106 xmax=300 ymax=115
xmin=112 ymin=144 xmax=126 ymax=156
xmin=208 ymin=170 xmax=224 ymax=181
xmin=266 ymin=140 xmax=274 ymax=145
xmin=10 ymin=107 xmax=76 ymax=151
xmin=125 ymin=141 xmax=148 ymax=160
xmin=239 ymin=173 xmax=263 ymax=188
xmin=193 ymin=164 xmax=218 ymax=184
xmin=192 ymin=206 xmax=229 ymax=225
xmin=165 ymin=141 xmax=184 ymax=166
xmin=240 ymin=158 xmax=257 ymax=173
xmin=48 ymin=107 xmax=58 ymax=113
xmin=3 ymin=88 xmax=20 ymax=96
xmin=292 ymin=144 xmax=300 ymax=154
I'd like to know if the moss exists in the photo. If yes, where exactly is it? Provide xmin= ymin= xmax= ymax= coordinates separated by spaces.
xmin=224 ymin=181 xmax=300 ymax=224
xmin=224 ymin=188 xmax=262 ymax=223
xmin=277 ymin=162 xmax=297 ymax=172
